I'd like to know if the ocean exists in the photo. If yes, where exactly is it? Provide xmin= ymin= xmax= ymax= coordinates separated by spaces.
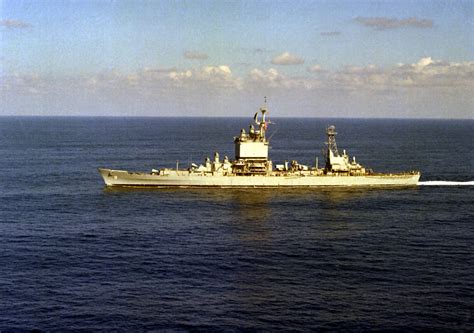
xmin=0 ymin=117 xmax=473 ymax=331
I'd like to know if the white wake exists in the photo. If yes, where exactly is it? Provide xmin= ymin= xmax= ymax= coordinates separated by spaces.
xmin=418 ymin=181 xmax=474 ymax=186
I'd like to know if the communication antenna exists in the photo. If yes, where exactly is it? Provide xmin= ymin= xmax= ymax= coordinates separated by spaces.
xmin=261 ymin=96 xmax=267 ymax=122
xmin=254 ymin=96 xmax=271 ymax=140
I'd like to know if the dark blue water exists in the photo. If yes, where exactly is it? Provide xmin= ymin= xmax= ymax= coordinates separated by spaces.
xmin=1 ymin=117 xmax=473 ymax=331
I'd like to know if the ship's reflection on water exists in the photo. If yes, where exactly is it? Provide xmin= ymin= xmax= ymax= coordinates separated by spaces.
xmin=103 ymin=184 xmax=413 ymax=198
xmin=102 ymin=185 xmax=419 ymax=259
xmin=104 ymin=185 xmax=417 ymax=206
xmin=103 ymin=186 xmax=418 ymax=241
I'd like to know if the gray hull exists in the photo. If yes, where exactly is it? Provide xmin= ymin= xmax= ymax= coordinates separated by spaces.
xmin=99 ymin=168 xmax=420 ymax=188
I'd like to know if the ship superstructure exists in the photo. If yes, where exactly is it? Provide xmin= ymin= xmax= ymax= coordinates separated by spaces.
xmin=99 ymin=102 xmax=420 ymax=187
xmin=233 ymin=106 xmax=271 ymax=175
xmin=324 ymin=125 xmax=365 ymax=174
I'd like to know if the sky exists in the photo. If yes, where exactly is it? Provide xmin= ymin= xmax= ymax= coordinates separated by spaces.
xmin=0 ymin=0 xmax=473 ymax=118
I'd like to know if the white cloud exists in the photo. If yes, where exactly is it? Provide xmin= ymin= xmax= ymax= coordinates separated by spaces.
xmin=168 ymin=65 xmax=242 ymax=89
xmin=249 ymin=68 xmax=282 ymax=82
xmin=2 ymin=57 xmax=472 ymax=117
xmin=169 ymin=70 xmax=192 ymax=81
xmin=307 ymin=64 xmax=322 ymax=73
xmin=389 ymin=58 xmax=474 ymax=87
xmin=271 ymin=52 xmax=304 ymax=65
xmin=3 ymin=58 xmax=472 ymax=94
xmin=248 ymin=68 xmax=320 ymax=90
xmin=202 ymin=65 xmax=232 ymax=76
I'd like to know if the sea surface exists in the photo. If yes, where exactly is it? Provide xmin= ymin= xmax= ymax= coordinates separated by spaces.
xmin=0 ymin=117 xmax=473 ymax=332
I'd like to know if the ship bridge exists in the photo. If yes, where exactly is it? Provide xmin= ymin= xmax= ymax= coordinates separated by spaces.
xmin=233 ymin=104 xmax=272 ymax=174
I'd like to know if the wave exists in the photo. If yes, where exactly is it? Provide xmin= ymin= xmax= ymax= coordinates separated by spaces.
xmin=418 ymin=181 xmax=474 ymax=186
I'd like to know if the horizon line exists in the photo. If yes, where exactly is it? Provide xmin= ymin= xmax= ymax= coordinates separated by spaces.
xmin=0 ymin=115 xmax=472 ymax=121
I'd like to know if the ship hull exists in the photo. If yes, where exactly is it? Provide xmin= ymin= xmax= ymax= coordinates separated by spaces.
xmin=99 ymin=168 xmax=420 ymax=188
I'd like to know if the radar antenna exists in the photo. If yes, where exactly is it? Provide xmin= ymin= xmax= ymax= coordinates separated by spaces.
xmin=323 ymin=125 xmax=339 ymax=171
xmin=326 ymin=125 xmax=339 ymax=157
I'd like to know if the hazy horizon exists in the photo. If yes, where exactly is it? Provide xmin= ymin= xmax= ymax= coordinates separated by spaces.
xmin=2 ymin=114 xmax=473 ymax=121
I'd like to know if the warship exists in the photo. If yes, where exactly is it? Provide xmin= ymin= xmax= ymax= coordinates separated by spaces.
xmin=99 ymin=103 xmax=420 ymax=187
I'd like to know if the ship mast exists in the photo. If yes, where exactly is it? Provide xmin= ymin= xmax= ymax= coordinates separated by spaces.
xmin=254 ymin=96 xmax=269 ymax=139
xmin=326 ymin=125 xmax=339 ymax=156
xmin=325 ymin=125 xmax=339 ymax=170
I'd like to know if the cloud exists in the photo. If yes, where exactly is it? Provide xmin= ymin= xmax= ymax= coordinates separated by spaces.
xmin=3 ymin=58 xmax=471 ymax=96
xmin=248 ymin=68 xmax=320 ymax=90
xmin=249 ymin=68 xmax=283 ymax=85
xmin=271 ymin=52 xmax=304 ymax=65
xmin=2 ymin=57 xmax=472 ymax=117
xmin=355 ymin=17 xmax=433 ymax=30
xmin=328 ymin=58 xmax=474 ymax=90
xmin=0 ymin=19 xmax=32 ymax=29
xmin=167 ymin=65 xmax=243 ymax=89
xmin=389 ymin=58 xmax=474 ymax=88
xmin=168 ymin=70 xmax=193 ymax=81
xmin=307 ymin=64 xmax=323 ymax=73
xmin=183 ymin=51 xmax=209 ymax=60
xmin=250 ymin=58 xmax=474 ymax=91
xmin=399 ymin=57 xmax=435 ymax=73
xmin=320 ymin=31 xmax=341 ymax=36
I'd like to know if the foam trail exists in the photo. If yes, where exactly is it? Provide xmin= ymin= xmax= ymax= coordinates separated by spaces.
xmin=418 ymin=181 xmax=474 ymax=186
